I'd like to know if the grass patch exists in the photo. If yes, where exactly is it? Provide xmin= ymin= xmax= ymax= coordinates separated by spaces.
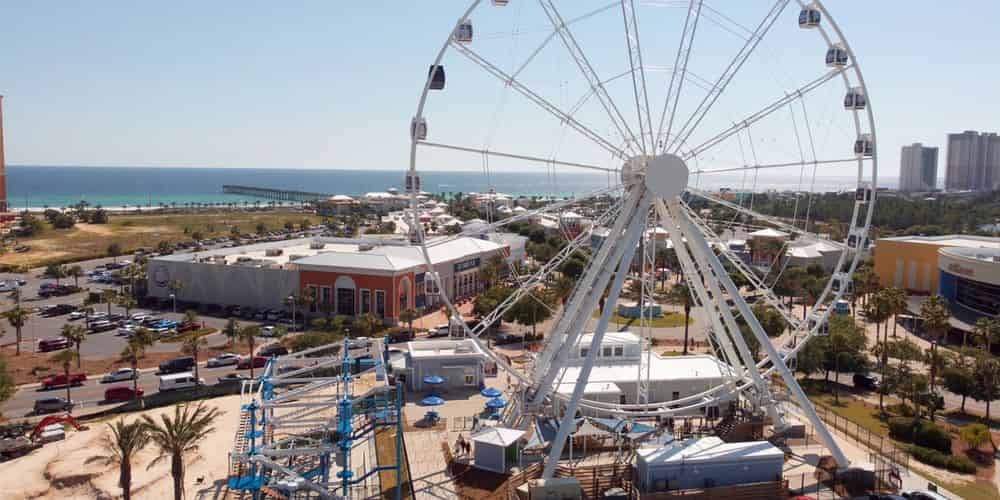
xmin=661 ymin=351 xmax=683 ymax=357
xmin=158 ymin=327 xmax=217 ymax=343
xmin=936 ymin=479 xmax=1000 ymax=500
xmin=2 ymin=209 xmax=323 ymax=268
xmin=593 ymin=309 xmax=690 ymax=328
xmin=800 ymin=379 xmax=891 ymax=436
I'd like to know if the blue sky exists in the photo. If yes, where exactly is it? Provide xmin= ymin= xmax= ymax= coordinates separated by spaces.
xmin=0 ymin=1 xmax=996 ymax=180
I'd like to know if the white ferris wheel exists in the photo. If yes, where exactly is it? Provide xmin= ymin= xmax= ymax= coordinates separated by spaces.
xmin=407 ymin=0 xmax=875 ymax=475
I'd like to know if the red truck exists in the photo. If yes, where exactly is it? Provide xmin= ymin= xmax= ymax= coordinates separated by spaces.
xmin=41 ymin=373 xmax=87 ymax=390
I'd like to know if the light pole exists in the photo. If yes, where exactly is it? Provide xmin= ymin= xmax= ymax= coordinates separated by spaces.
xmin=169 ymin=293 xmax=176 ymax=315
xmin=288 ymin=295 xmax=296 ymax=331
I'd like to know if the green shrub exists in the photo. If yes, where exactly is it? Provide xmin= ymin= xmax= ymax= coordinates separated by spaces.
xmin=905 ymin=445 xmax=976 ymax=474
xmin=914 ymin=422 xmax=952 ymax=454
xmin=888 ymin=417 xmax=916 ymax=440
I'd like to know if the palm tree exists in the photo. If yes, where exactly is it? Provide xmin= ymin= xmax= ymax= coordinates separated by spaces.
xmin=118 ymin=294 xmax=137 ymax=318
xmin=5 ymin=307 xmax=28 ymax=355
xmin=183 ymin=309 xmax=199 ymax=327
xmin=50 ymin=349 xmax=79 ymax=406
xmin=398 ymin=308 xmax=419 ymax=335
xmin=238 ymin=325 xmax=260 ymax=378
xmin=103 ymin=289 xmax=118 ymax=316
xmin=919 ymin=294 xmax=951 ymax=344
xmin=882 ymin=287 xmax=907 ymax=338
xmin=665 ymin=282 xmax=694 ymax=355
xmin=865 ymin=291 xmax=891 ymax=412
xmin=223 ymin=317 xmax=240 ymax=347
xmin=61 ymin=323 xmax=87 ymax=368
xmin=120 ymin=342 xmax=144 ymax=401
xmin=107 ymin=242 xmax=123 ymax=263
xmin=180 ymin=333 xmax=207 ymax=383
xmin=355 ymin=312 xmax=382 ymax=339
xmin=88 ymin=419 xmax=150 ymax=500
xmin=141 ymin=402 xmax=221 ymax=500
xmin=67 ymin=265 xmax=84 ymax=288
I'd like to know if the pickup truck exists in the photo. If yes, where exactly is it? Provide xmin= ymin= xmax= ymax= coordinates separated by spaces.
xmin=41 ymin=373 xmax=87 ymax=390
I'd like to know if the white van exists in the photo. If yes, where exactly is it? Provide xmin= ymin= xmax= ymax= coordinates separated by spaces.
xmin=158 ymin=372 xmax=204 ymax=392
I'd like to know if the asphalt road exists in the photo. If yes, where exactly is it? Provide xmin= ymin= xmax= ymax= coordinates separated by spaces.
xmin=0 ymin=360 xmax=252 ymax=418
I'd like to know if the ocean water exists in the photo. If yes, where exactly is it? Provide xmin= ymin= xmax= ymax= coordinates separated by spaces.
xmin=5 ymin=165 xmax=899 ymax=210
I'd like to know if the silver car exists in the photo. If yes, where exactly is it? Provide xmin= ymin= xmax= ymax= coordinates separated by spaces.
xmin=101 ymin=367 xmax=138 ymax=383
xmin=207 ymin=352 xmax=240 ymax=367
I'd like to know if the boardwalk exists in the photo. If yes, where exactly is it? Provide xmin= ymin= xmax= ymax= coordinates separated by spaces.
xmin=222 ymin=184 xmax=331 ymax=202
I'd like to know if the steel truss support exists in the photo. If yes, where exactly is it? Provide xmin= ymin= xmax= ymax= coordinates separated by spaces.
xmin=542 ymin=189 xmax=653 ymax=478
xmin=664 ymin=199 xmax=849 ymax=467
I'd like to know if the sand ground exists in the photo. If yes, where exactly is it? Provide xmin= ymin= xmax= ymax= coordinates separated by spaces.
xmin=0 ymin=395 xmax=241 ymax=500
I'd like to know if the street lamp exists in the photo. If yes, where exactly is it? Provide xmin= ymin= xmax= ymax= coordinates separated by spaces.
xmin=288 ymin=295 xmax=296 ymax=331
xmin=169 ymin=293 xmax=176 ymax=314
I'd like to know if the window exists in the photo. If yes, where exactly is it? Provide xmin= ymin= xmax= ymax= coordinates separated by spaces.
xmin=464 ymin=374 xmax=476 ymax=386
xmin=602 ymin=346 xmax=612 ymax=357
xmin=580 ymin=347 xmax=589 ymax=358
xmin=336 ymin=288 xmax=355 ymax=316
xmin=613 ymin=345 xmax=624 ymax=357
xmin=306 ymin=285 xmax=318 ymax=312
xmin=672 ymin=391 xmax=680 ymax=401
xmin=360 ymin=290 xmax=371 ymax=314
xmin=375 ymin=290 xmax=386 ymax=318
xmin=320 ymin=286 xmax=332 ymax=311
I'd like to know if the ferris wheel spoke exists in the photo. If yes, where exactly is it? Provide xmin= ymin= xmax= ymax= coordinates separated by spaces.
xmin=679 ymin=200 xmax=802 ymax=329
xmin=691 ymin=156 xmax=859 ymax=176
xmin=449 ymin=40 xmax=628 ymax=160
xmin=655 ymin=0 xmax=703 ymax=154
xmin=416 ymin=140 xmax=617 ymax=173
xmin=422 ymin=185 xmax=623 ymax=250
xmin=682 ymin=66 xmax=850 ymax=160
xmin=667 ymin=0 xmax=791 ymax=154
xmin=621 ymin=0 xmax=655 ymax=154
xmin=539 ymin=0 xmax=641 ymax=156
xmin=687 ymin=187 xmax=840 ymax=244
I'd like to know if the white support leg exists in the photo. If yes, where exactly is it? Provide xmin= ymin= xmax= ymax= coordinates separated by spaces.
xmin=666 ymin=199 xmax=849 ymax=467
xmin=542 ymin=192 xmax=652 ymax=478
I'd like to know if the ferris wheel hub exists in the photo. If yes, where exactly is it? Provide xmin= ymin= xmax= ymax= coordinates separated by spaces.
xmin=622 ymin=153 xmax=689 ymax=197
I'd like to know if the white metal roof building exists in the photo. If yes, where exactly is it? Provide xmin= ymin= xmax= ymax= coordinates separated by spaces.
xmin=635 ymin=436 xmax=784 ymax=492
xmin=554 ymin=331 xmax=737 ymax=416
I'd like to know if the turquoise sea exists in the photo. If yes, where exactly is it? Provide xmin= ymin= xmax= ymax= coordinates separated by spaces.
xmin=5 ymin=165 xmax=898 ymax=210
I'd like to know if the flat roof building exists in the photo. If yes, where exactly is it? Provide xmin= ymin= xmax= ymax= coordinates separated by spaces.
xmin=874 ymin=234 xmax=1000 ymax=294
xmin=146 ymin=235 xmax=511 ymax=323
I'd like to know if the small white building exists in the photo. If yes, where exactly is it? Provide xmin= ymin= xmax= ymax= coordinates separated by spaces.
xmin=399 ymin=339 xmax=490 ymax=391
xmin=555 ymin=332 xmax=736 ymax=417
xmin=635 ymin=437 xmax=784 ymax=492
xmin=471 ymin=426 xmax=525 ymax=473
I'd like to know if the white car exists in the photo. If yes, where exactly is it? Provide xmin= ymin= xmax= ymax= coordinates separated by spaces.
xmin=118 ymin=326 xmax=135 ymax=337
xmin=69 ymin=311 xmax=87 ymax=320
xmin=101 ymin=368 xmax=138 ymax=383
xmin=259 ymin=326 xmax=277 ymax=337
xmin=130 ymin=313 xmax=150 ymax=322
xmin=207 ymin=353 xmax=240 ymax=367
xmin=349 ymin=337 xmax=372 ymax=348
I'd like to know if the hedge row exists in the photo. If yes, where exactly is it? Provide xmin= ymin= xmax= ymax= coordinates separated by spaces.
xmin=904 ymin=444 xmax=976 ymax=474
xmin=888 ymin=417 xmax=952 ymax=454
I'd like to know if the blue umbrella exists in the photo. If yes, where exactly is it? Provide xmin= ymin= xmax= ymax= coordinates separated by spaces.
xmin=423 ymin=375 xmax=445 ymax=386
xmin=485 ymin=397 xmax=507 ymax=409
xmin=421 ymin=395 xmax=445 ymax=406
xmin=480 ymin=387 xmax=502 ymax=398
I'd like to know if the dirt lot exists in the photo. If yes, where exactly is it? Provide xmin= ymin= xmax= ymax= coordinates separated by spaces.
xmin=2 ymin=209 xmax=322 ymax=269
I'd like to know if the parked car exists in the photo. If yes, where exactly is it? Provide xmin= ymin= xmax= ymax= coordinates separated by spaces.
xmin=68 ymin=311 xmax=87 ymax=320
xmin=206 ymin=353 xmax=240 ymax=367
xmin=41 ymin=304 xmax=76 ymax=317
xmin=852 ymin=373 xmax=878 ymax=391
xmin=87 ymin=312 xmax=108 ymax=322
xmin=33 ymin=397 xmax=73 ymax=414
xmin=494 ymin=332 xmax=523 ymax=345
xmin=104 ymin=385 xmax=144 ymax=402
xmin=106 ymin=313 xmax=125 ymax=322
xmin=158 ymin=356 xmax=196 ymax=375
xmin=348 ymin=337 xmax=372 ymax=348
xmin=118 ymin=325 xmax=136 ymax=337
xmin=130 ymin=313 xmax=151 ymax=322
xmin=101 ymin=368 xmax=138 ymax=383
xmin=427 ymin=324 xmax=450 ymax=338
xmin=386 ymin=329 xmax=413 ymax=344
xmin=177 ymin=321 xmax=199 ymax=333
xmin=237 ymin=356 xmax=269 ymax=369
xmin=901 ymin=491 xmax=950 ymax=500
xmin=141 ymin=316 xmax=164 ymax=326
xmin=258 ymin=344 xmax=288 ymax=358
xmin=37 ymin=337 xmax=70 ymax=352
xmin=253 ymin=311 xmax=266 ymax=321
xmin=158 ymin=372 xmax=204 ymax=392
xmin=41 ymin=372 xmax=86 ymax=390
xmin=89 ymin=320 xmax=116 ymax=333
xmin=215 ymin=373 xmax=250 ymax=387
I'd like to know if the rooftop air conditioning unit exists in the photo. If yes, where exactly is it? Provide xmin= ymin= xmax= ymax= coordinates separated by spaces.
xmin=265 ymin=248 xmax=284 ymax=257
xmin=358 ymin=243 xmax=375 ymax=251
xmin=288 ymin=254 xmax=305 ymax=261
xmin=309 ymin=242 xmax=326 ymax=250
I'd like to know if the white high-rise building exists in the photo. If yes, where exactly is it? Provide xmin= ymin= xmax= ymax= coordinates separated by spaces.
xmin=946 ymin=131 xmax=1000 ymax=192
xmin=899 ymin=143 xmax=938 ymax=192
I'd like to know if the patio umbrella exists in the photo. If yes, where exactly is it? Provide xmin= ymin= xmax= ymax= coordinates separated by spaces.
xmin=480 ymin=387 xmax=502 ymax=398
xmin=421 ymin=395 xmax=445 ymax=406
xmin=485 ymin=397 xmax=508 ymax=409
